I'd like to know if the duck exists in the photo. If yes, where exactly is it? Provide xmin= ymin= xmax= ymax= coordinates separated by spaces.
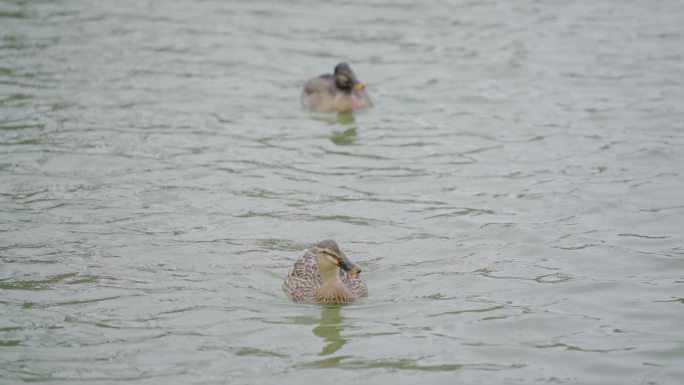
xmin=283 ymin=239 xmax=368 ymax=304
xmin=301 ymin=63 xmax=373 ymax=113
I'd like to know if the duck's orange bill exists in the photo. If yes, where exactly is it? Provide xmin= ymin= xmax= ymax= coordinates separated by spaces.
xmin=354 ymin=83 xmax=366 ymax=91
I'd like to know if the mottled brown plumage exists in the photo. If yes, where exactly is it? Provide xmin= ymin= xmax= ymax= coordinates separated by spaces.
xmin=283 ymin=240 xmax=368 ymax=304
xmin=301 ymin=63 xmax=373 ymax=113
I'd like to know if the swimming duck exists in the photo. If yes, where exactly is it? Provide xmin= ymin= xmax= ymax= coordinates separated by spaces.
xmin=283 ymin=240 xmax=368 ymax=304
xmin=301 ymin=63 xmax=373 ymax=113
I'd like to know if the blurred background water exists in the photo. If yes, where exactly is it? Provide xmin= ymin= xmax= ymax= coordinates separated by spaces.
xmin=1 ymin=0 xmax=683 ymax=384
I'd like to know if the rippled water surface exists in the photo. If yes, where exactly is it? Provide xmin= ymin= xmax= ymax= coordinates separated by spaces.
xmin=2 ymin=0 xmax=684 ymax=384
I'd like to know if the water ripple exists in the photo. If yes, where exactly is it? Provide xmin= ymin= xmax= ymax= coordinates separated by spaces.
xmin=1 ymin=0 xmax=683 ymax=384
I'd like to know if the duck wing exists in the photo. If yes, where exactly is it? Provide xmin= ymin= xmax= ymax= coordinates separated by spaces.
xmin=283 ymin=249 xmax=321 ymax=302
xmin=302 ymin=74 xmax=335 ymax=95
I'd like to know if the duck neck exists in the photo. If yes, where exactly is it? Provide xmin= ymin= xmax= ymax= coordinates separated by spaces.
xmin=316 ymin=265 xmax=355 ymax=303
xmin=320 ymin=263 xmax=342 ymax=284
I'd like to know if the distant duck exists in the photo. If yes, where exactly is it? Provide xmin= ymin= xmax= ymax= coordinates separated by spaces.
xmin=283 ymin=240 xmax=368 ymax=304
xmin=301 ymin=63 xmax=373 ymax=113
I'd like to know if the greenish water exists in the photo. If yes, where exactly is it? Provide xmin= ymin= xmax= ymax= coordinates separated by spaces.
xmin=1 ymin=0 xmax=683 ymax=384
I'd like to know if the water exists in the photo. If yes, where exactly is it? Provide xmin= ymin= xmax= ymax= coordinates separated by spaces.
xmin=1 ymin=0 xmax=683 ymax=384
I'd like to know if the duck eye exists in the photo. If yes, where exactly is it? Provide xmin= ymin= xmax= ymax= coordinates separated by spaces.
xmin=322 ymin=251 xmax=339 ymax=264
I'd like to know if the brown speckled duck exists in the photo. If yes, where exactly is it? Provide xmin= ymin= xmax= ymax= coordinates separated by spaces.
xmin=283 ymin=240 xmax=368 ymax=304
xmin=301 ymin=63 xmax=373 ymax=113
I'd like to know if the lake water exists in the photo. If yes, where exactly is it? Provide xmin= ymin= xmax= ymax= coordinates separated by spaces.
xmin=1 ymin=0 xmax=683 ymax=384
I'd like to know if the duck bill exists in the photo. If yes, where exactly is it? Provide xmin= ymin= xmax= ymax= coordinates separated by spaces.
xmin=338 ymin=254 xmax=362 ymax=277
xmin=354 ymin=82 xmax=366 ymax=91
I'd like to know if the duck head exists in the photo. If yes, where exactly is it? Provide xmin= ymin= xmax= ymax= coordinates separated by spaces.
xmin=315 ymin=239 xmax=361 ymax=277
xmin=333 ymin=63 xmax=366 ymax=93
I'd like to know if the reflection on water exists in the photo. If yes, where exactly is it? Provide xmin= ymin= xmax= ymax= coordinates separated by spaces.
xmin=334 ymin=113 xmax=356 ymax=125
xmin=330 ymin=127 xmax=358 ymax=146
xmin=312 ymin=306 xmax=347 ymax=356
